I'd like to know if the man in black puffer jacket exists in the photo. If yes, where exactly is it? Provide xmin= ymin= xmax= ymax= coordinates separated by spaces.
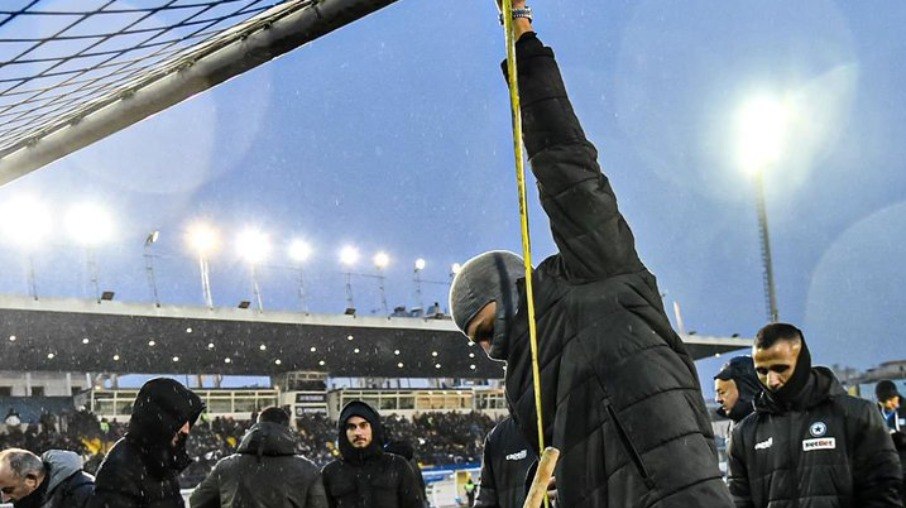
xmin=321 ymin=401 xmax=421 ymax=508
xmin=190 ymin=406 xmax=327 ymax=508
xmin=728 ymin=323 xmax=902 ymax=507
xmin=474 ymin=416 xmax=535 ymax=508
xmin=714 ymin=356 xmax=761 ymax=425
xmin=91 ymin=377 xmax=204 ymax=508
xmin=448 ymin=6 xmax=732 ymax=507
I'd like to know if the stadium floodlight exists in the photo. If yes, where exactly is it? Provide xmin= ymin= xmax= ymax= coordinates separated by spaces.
xmin=339 ymin=245 xmax=359 ymax=312
xmin=236 ymin=228 xmax=271 ymax=265
xmin=413 ymin=258 xmax=426 ymax=311
xmin=288 ymin=239 xmax=313 ymax=263
xmin=373 ymin=251 xmax=390 ymax=315
xmin=185 ymin=222 xmax=218 ymax=308
xmin=734 ymin=94 xmax=791 ymax=323
xmin=66 ymin=203 xmax=113 ymax=247
xmin=373 ymin=251 xmax=390 ymax=269
xmin=414 ymin=258 xmax=426 ymax=271
xmin=339 ymin=245 xmax=359 ymax=266
xmin=451 ymin=263 xmax=462 ymax=275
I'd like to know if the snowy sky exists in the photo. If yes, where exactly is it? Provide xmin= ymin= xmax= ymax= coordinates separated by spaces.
xmin=1 ymin=1 xmax=905 ymax=395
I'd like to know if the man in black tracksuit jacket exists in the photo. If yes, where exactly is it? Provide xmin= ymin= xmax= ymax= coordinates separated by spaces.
xmin=90 ymin=378 xmax=204 ymax=508
xmin=448 ymin=9 xmax=732 ymax=507
xmin=474 ymin=416 xmax=535 ymax=508
xmin=321 ymin=402 xmax=422 ymax=508
xmin=728 ymin=323 xmax=902 ymax=507
xmin=190 ymin=407 xmax=328 ymax=508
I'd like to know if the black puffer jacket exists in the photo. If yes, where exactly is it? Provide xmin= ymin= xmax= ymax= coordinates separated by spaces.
xmin=91 ymin=378 xmax=204 ymax=508
xmin=321 ymin=402 xmax=422 ymax=508
xmin=12 ymin=450 xmax=94 ymax=508
xmin=728 ymin=367 xmax=902 ymax=507
xmin=498 ymin=33 xmax=732 ymax=508
xmin=474 ymin=416 xmax=534 ymax=508
xmin=189 ymin=421 xmax=328 ymax=508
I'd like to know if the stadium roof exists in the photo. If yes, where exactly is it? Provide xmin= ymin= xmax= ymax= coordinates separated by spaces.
xmin=0 ymin=295 xmax=750 ymax=378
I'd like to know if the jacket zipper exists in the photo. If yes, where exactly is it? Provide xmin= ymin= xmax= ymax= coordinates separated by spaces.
xmin=606 ymin=405 xmax=655 ymax=489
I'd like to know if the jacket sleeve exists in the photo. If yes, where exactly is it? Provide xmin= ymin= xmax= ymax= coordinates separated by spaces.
xmin=727 ymin=426 xmax=755 ymax=508
xmin=88 ymin=465 xmax=142 ymax=508
xmin=506 ymin=33 xmax=644 ymax=282
xmin=474 ymin=432 xmax=500 ymax=508
xmin=61 ymin=473 xmax=95 ymax=508
xmin=397 ymin=457 xmax=425 ymax=508
xmin=188 ymin=463 xmax=221 ymax=508
xmin=306 ymin=470 xmax=330 ymax=508
xmin=851 ymin=401 xmax=903 ymax=507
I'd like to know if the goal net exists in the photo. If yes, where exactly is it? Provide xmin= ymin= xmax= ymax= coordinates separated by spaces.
xmin=0 ymin=0 xmax=398 ymax=186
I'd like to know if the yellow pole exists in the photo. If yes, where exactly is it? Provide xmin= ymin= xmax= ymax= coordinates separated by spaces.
xmin=500 ymin=2 xmax=549 ymax=505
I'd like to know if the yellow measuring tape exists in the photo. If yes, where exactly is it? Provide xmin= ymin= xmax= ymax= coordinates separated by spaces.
xmin=500 ymin=2 xmax=548 ymax=504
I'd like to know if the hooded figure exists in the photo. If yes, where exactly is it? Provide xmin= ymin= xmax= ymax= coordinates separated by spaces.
xmin=321 ymin=402 xmax=422 ymax=508
xmin=91 ymin=377 xmax=204 ymax=508
xmin=449 ymin=31 xmax=732 ymax=507
xmin=0 ymin=449 xmax=94 ymax=508
xmin=714 ymin=356 xmax=761 ymax=423
xmin=728 ymin=323 xmax=902 ymax=507
xmin=190 ymin=407 xmax=328 ymax=508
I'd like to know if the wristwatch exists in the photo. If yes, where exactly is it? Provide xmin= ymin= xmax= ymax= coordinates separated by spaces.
xmin=499 ymin=5 xmax=533 ymax=25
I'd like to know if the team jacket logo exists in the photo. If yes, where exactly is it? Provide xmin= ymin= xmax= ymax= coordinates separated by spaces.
xmin=802 ymin=437 xmax=836 ymax=451
xmin=809 ymin=421 xmax=827 ymax=437
xmin=754 ymin=437 xmax=773 ymax=450
xmin=506 ymin=449 xmax=528 ymax=461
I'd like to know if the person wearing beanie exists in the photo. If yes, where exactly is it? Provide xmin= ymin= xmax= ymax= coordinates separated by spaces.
xmin=448 ymin=4 xmax=732 ymax=506
xmin=714 ymin=356 xmax=761 ymax=424
xmin=875 ymin=379 xmax=906 ymax=502
xmin=90 ymin=377 xmax=204 ymax=508
xmin=728 ymin=323 xmax=903 ymax=507
xmin=190 ymin=406 xmax=328 ymax=508
xmin=321 ymin=401 xmax=421 ymax=508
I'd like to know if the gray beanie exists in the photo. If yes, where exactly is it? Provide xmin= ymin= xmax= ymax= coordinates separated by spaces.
xmin=449 ymin=251 xmax=526 ymax=356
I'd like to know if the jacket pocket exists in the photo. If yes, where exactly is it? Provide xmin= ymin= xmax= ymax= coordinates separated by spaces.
xmin=606 ymin=405 xmax=655 ymax=489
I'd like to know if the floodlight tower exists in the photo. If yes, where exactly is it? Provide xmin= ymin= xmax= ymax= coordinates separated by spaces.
xmin=736 ymin=95 xmax=791 ymax=323
xmin=413 ymin=258 xmax=426 ymax=312
xmin=144 ymin=230 xmax=161 ymax=307
xmin=339 ymin=245 xmax=359 ymax=313
xmin=66 ymin=203 xmax=113 ymax=303
xmin=237 ymin=228 xmax=271 ymax=312
xmin=0 ymin=196 xmax=51 ymax=300
xmin=288 ymin=239 xmax=313 ymax=313
xmin=186 ymin=222 xmax=218 ymax=309
xmin=373 ymin=251 xmax=390 ymax=315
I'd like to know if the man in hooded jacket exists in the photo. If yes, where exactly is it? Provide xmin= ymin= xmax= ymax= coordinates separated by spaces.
xmin=448 ymin=6 xmax=732 ymax=507
xmin=321 ymin=401 xmax=422 ymax=508
xmin=728 ymin=323 xmax=902 ymax=507
xmin=90 ymin=377 xmax=204 ymax=508
xmin=190 ymin=406 xmax=327 ymax=508
xmin=0 ymin=448 xmax=94 ymax=508
xmin=474 ymin=416 xmax=535 ymax=508
xmin=714 ymin=356 xmax=761 ymax=425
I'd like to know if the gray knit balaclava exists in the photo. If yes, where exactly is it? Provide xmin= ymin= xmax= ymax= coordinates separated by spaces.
xmin=449 ymin=250 xmax=526 ymax=360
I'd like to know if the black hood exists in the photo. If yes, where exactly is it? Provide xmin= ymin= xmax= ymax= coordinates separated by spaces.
xmin=714 ymin=356 xmax=761 ymax=422
xmin=756 ymin=366 xmax=846 ymax=414
xmin=337 ymin=401 xmax=383 ymax=464
xmin=126 ymin=378 xmax=204 ymax=477
xmin=237 ymin=422 xmax=296 ymax=459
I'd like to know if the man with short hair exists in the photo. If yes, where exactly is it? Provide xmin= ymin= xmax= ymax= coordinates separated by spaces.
xmin=91 ymin=377 xmax=204 ymax=508
xmin=0 ymin=448 xmax=94 ymax=507
xmin=448 ymin=4 xmax=732 ymax=506
xmin=190 ymin=406 xmax=328 ymax=508
xmin=714 ymin=356 xmax=761 ymax=424
xmin=321 ymin=401 xmax=421 ymax=508
xmin=728 ymin=323 xmax=903 ymax=507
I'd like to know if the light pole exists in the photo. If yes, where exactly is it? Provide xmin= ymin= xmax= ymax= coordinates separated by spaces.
xmin=373 ymin=251 xmax=390 ymax=315
xmin=186 ymin=222 xmax=218 ymax=309
xmin=0 ymin=196 xmax=51 ymax=300
xmin=340 ymin=245 xmax=359 ymax=312
xmin=289 ymin=239 xmax=313 ymax=314
xmin=66 ymin=203 xmax=113 ymax=303
xmin=736 ymin=95 xmax=790 ymax=323
xmin=144 ymin=230 xmax=161 ymax=307
xmin=413 ymin=258 xmax=426 ymax=312
xmin=237 ymin=228 xmax=270 ymax=312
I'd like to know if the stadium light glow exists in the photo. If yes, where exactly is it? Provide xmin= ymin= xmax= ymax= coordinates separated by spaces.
xmin=735 ymin=95 xmax=793 ymax=175
xmin=0 ymin=196 xmax=52 ymax=249
xmin=288 ymin=239 xmax=313 ymax=263
xmin=236 ymin=228 xmax=271 ymax=264
xmin=373 ymin=251 xmax=390 ymax=269
xmin=414 ymin=258 xmax=426 ymax=271
xmin=186 ymin=222 xmax=219 ymax=257
xmin=66 ymin=203 xmax=113 ymax=246
xmin=113 ymin=354 xmax=120 ymax=361
xmin=339 ymin=245 xmax=359 ymax=266
xmin=451 ymin=263 xmax=462 ymax=275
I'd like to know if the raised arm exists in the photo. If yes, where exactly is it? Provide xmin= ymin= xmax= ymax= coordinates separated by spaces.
xmin=503 ymin=13 xmax=644 ymax=281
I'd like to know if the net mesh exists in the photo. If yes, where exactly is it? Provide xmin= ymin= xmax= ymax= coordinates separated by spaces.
xmin=0 ymin=0 xmax=304 ymax=160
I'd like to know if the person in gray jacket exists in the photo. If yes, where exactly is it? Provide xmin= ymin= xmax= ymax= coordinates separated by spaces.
xmin=190 ymin=407 xmax=327 ymax=508
xmin=0 ymin=448 xmax=94 ymax=508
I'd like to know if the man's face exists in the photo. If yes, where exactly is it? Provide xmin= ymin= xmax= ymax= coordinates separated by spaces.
xmin=0 ymin=465 xmax=40 ymax=502
xmin=171 ymin=421 xmax=191 ymax=448
xmin=465 ymin=301 xmax=497 ymax=355
xmin=345 ymin=416 xmax=372 ymax=449
xmin=753 ymin=340 xmax=801 ymax=392
xmin=882 ymin=395 xmax=900 ymax=411
xmin=714 ymin=378 xmax=739 ymax=414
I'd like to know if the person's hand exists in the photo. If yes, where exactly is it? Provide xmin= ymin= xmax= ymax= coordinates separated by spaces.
xmin=546 ymin=476 xmax=558 ymax=503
